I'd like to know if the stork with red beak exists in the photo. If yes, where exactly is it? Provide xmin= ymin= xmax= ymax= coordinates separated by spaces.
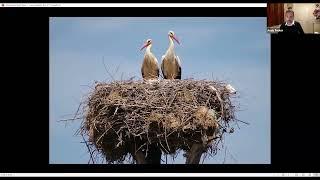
xmin=161 ymin=31 xmax=181 ymax=80
xmin=140 ymin=39 xmax=159 ymax=80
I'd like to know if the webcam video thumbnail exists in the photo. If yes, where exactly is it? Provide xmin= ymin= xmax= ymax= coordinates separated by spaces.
xmin=267 ymin=3 xmax=320 ymax=34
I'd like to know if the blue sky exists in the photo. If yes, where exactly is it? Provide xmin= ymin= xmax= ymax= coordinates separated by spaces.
xmin=49 ymin=17 xmax=270 ymax=164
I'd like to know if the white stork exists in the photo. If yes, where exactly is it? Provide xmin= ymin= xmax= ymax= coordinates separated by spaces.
xmin=140 ymin=39 xmax=159 ymax=80
xmin=161 ymin=31 xmax=181 ymax=80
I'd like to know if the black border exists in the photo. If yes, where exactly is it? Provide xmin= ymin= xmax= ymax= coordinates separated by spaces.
xmin=3 ymin=1 xmax=320 ymax=3
xmin=270 ymin=34 xmax=320 ymax=173
xmin=1 ymin=1 xmax=269 ymax=3
xmin=2 ymin=7 xmax=265 ymax=17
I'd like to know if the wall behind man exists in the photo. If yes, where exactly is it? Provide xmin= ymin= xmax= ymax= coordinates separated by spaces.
xmin=267 ymin=3 xmax=284 ymax=27
xmin=284 ymin=3 xmax=318 ymax=33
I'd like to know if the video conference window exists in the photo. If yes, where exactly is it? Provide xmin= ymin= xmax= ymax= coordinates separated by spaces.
xmin=267 ymin=3 xmax=320 ymax=34
xmin=49 ymin=17 xmax=270 ymax=164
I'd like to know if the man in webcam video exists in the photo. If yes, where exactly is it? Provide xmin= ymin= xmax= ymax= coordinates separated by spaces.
xmin=279 ymin=10 xmax=304 ymax=34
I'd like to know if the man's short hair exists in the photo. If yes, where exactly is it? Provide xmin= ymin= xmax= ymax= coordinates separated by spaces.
xmin=285 ymin=10 xmax=294 ymax=16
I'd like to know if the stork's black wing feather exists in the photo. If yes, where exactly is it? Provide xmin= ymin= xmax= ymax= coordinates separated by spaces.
xmin=141 ymin=66 xmax=145 ymax=79
xmin=161 ymin=59 xmax=167 ymax=79
xmin=157 ymin=67 xmax=160 ymax=78
xmin=176 ymin=66 xmax=181 ymax=80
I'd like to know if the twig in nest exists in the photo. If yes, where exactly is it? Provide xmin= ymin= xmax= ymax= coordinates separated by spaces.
xmin=159 ymin=140 xmax=170 ymax=154
xmin=206 ymin=93 xmax=212 ymax=106
xmin=146 ymin=131 xmax=151 ymax=144
xmin=114 ymin=62 xmax=121 ymax=78
xmin=235 ymin=118 xmax=250 ymax=125
xmin=79 ymin=79 xmax=239 ymax=164
xmin=58 ymin=117 xmax=83 ymax=122
xmin=202 ymin=152 xmax=208 ymax=164
xmin=215 ymin=89 xmax=224 ymax=119
xmin=81 ymin=133 xmax=95 ymax=164
xmin=166 ymin=154 xmax=168 ymax=164
xmin=135 ymin=143 xmax=147 ymax=154
xmin=164 ymin=127 xmax=171 ymax=152
xmin=96 ymin=130 xmax=108 ymax=144
xmin=80 ymin=84 xmax=95 ymax=91
xmin=112 ymin=106 xmax=119 ymax=117
xmin=102 ymin=56 xmax=115 ymax=81
xmin=223 ymin=146 xmax=227 ymax=164
xmin=168 ymin=92 xmax=177 ymax=107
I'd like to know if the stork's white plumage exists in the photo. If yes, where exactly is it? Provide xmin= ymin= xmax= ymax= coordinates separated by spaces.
xmin=225 ymin=84 xmax=236 ymax=94
xmin=140 ymin=39 xmax=159 ymax=80
xmin=161 ymin=30 xmax=181 ymax=80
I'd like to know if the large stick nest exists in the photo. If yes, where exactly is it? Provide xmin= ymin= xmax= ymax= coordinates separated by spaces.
xmin=78 ymin=79 xmax=238 ymax=164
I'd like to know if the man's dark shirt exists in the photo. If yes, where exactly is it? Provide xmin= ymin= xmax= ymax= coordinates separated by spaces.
xmin=279 ymin=21 xmax=305 ymax=34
